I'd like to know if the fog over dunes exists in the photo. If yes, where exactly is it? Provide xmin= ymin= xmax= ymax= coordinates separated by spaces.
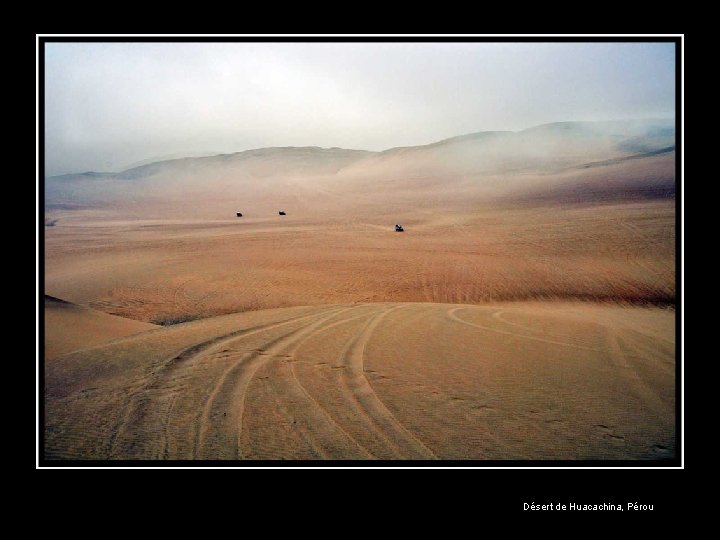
xmin=43 ymin=42 xmax=677 ymax=462
xmin=45 ymin=43 xmax=675 ymax=176
xmin=46 ymin=119 xmax=675 ymax=218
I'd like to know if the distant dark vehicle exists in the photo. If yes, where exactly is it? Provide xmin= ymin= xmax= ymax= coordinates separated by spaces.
xmin=236 ymin=212 xmax=243 ymax=217
xmin=279 ymin=211 xmax=286 ymax=216
xmin=395 ymin=224 xmax=404 ymax=232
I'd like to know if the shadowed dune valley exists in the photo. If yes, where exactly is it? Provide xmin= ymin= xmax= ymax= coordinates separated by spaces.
xmin=41 ymin=41 xmax=679 ymax=464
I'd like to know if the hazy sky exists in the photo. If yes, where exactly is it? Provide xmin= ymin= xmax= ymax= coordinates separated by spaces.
xmin=44 ymin=42 xmax=675 ymax=176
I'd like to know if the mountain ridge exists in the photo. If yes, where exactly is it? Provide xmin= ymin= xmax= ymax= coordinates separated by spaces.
xmin=47 ymin=118 xmax=674 ymax=180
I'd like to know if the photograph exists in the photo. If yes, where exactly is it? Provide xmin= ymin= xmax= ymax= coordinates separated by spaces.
xmin=38 ymin=36 xmax=681 ymax=467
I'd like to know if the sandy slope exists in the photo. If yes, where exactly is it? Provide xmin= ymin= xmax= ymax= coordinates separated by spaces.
xmin=45 ymin=201 xmax=675 ymax=323
xmin=45 ymin=120 xmax=675 ymax=220
xmin=45 ymin=302 xmax=674 ymax=460
xmin=44 ymin=121 xmax=675 ymax=321
xmin=44 ymin=295 xmax=156 ymax=360
xmin=43 ymin=120 xmax=677 ymax=461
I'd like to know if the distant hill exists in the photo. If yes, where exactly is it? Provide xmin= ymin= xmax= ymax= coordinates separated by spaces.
xmin=121 ymin=151 xmax=222 ymax=170
xmin=45 ymin=119 xmax=675 ymax=217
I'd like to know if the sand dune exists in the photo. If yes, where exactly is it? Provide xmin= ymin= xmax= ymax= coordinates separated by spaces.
xmin=45 ymin=201 xmax=675 ymax=323
xmin=44 ymin=295 xmax=156 ymax=360
xmin=45 ymin=119 xmax=675 ymax=220
xmin=43 ymin=119 xmax=676 ymax=461
xmin=44 ymin=302 xmax=674 ymax=460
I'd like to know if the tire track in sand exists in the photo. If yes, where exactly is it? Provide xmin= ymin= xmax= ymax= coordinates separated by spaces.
xmin=110 ymin=308 xmax=343 ymax=459
xmin=491 ymin=310 xmax=597 ymax=349
xmin=195 ymin=306 xmax=355 ymax=459
xmin=448 ymin=307 xmax=601 ymax=352
xmin=229 ymin=307 xmax=383 ymax=460
xmin=334 ymin=305 xmax=438 ymax=459
xmin=283 ymin=308 xmax=381 ymax=459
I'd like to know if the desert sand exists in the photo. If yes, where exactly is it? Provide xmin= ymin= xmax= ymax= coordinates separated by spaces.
xmin=44 ymin=295 xmax=156 ymax=360
xmin=43 ymin=120 xmax=677 ymax=460
xmin=45 ymin=302 xmax=674 ymax=460
xmin=44 ymin=201 xmax=674 ymax=323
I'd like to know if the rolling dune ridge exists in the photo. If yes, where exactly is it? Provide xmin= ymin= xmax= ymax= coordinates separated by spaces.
xmin=45 ymin=302 xmax=674 ymax=460
xmin=44 ymin=295 xmax=157 ymax=360
xmin=44 ymin=120 xmax=677 ymax=460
